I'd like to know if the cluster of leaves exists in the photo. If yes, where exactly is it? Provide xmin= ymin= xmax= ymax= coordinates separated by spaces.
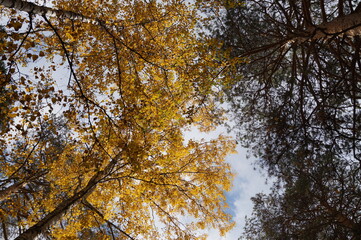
xmin=213 ymin=0 xmax=361 ymax=239
xmin=0 ymin=1 xmax=236 ymax=239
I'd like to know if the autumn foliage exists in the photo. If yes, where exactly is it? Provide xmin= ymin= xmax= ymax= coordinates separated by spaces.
xmin=0 ymin=0 xmax=235 ymax=239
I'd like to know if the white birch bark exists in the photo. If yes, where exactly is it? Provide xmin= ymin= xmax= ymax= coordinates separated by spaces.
xmin=0 ymin=171 xmax=47 ymax=202
xmin=0 ymin=181 xmax=27 ymax=201
xmin=0 ymin=0 xmax=99 ymax=24
xmin=14 ymin=160 xmax=117 ymax=240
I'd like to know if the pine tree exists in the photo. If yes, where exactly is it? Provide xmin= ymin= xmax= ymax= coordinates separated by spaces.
xmin=214 ymin=0 xmax=361 ymax=238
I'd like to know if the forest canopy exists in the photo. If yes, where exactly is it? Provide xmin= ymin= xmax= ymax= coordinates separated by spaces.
xmin=3 ymin=0 xmax=360 ymax=239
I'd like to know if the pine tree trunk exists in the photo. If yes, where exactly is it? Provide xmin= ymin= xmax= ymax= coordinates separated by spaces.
xmin=319 ymin=199 xmax=358 ymax=231
xmin=292 ymin=9 xmax=361 ymax=43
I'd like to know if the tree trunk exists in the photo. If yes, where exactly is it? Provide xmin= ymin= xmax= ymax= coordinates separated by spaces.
xmin=1 ymin=214 xmax=8 ymax=240
xmin=291 ymin=9 xmax=361 ymax=43
xmin=319 ymin=198 xmax=358 ymax=231
xmin=0 ymin=0 xmax=98 ymax=23
xmin=14 ymin=160 xmax=116 ymax=240
xmin=0 ymin=181 xmax=28 ymax=202
xmin=0 ymin=171 xmax=48 ymax=202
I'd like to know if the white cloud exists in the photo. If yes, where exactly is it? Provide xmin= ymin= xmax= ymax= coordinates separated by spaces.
xmin=206 ymin=145 xmax=271 ymax=240
xmin=185 ymin=127 xmax=271 ymax=240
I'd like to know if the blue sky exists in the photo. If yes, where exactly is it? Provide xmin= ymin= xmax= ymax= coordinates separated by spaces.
xmin=185 ymin=127 xmax=271 ymax=240
xmin=222 ymin=145 xmax=271 ymax=240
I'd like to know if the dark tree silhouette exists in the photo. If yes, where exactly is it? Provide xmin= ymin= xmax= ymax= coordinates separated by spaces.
xmin=215 ymin=0 xmax=361 ymax=238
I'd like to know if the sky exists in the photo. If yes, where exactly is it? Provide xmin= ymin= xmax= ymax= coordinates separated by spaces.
xmin=222 ymin=145 xmax=270 ymax=240
xmin=185 ymin=127 xmax=271 ymax=240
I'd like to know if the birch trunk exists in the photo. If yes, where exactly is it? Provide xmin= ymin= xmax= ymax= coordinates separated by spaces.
xmin=0 ymin=0 xmax=99 ymax=23
xmin=0 ymin=171 xmax=47 ymax=202
xmin=14 ymin=160 xmax=116 ymax=240
xmin=1 ymin=214 xmax=8 ymax=240
xmin=0 ymin=181 xmax=27 ymax=202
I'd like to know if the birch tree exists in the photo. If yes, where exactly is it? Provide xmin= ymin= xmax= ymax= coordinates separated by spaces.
xmin=0 ymin=0 xmax=235 ymax=239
